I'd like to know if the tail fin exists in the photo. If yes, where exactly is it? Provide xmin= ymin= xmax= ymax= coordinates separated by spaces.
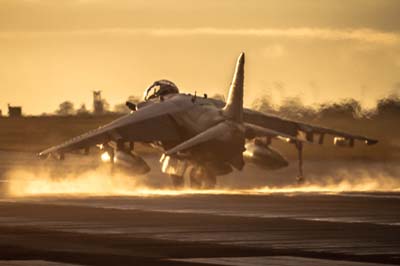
xmin=223 ymin=52 xmax=245 ymax=123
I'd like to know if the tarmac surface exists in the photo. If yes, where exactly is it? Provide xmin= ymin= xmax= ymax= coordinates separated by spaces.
xmin=0 ymin=151 xmax=399 ymax=266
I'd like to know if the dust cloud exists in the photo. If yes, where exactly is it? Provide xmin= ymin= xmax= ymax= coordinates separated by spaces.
xmin=4 ymin=162 xmax=400 ymax=197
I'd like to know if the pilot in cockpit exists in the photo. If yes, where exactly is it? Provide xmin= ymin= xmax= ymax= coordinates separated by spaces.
xmin=143 ymin=80 xmax=180 ymax=101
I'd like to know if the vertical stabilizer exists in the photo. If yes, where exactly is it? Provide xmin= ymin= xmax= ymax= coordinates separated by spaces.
xmin=223 ymin=52 xmax=245 ymax=123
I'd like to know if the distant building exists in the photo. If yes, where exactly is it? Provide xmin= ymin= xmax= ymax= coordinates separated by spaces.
xmin=93 ymin=90 xmax=104 ymax=115
xmin=8 ymin=104 xmax=22 ymax=117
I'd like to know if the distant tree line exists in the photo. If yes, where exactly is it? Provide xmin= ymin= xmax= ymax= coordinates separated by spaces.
xmin=54 ymin=96 xmax=140 ymax=116
xmin=51 ymin=93 xmax=400 ymax=120
xmin=251 ymin=94 xmax=400 ymax=121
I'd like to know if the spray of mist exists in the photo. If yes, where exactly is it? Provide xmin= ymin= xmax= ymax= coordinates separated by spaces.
xmin=4 ymin=162 xmax=400 ymax=197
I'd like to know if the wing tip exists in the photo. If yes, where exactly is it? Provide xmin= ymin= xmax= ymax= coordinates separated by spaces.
xmin=365 ymin=139 xmax=378 ymax=145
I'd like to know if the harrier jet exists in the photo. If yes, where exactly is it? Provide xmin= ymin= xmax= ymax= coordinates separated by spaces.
xmin=39 ymin=53 xmax=377 ymax=188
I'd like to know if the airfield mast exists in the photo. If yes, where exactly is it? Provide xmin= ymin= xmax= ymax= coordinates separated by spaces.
xmin=8 ymin=104 xmax=22 ymax=118
xmin=93 ymin=90 xmax=104 ymax=115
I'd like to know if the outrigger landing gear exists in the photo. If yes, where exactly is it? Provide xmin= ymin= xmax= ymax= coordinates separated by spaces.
xmin=296 ymin=141 xmax=305 ymax=184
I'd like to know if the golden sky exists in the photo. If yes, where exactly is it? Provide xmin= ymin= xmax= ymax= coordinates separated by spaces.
xmin=0 ymin=0 xmax=399 ymax=114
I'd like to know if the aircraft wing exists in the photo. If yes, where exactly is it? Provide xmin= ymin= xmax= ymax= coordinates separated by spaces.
xmin=38 ymin=96 xmax=194 ymax=157
xmin=243 ymin=109 xmax=378 ymax=145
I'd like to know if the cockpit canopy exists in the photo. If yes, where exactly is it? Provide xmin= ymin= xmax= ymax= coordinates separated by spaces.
xmin=143 ymin=80 xmax=179 ymax=101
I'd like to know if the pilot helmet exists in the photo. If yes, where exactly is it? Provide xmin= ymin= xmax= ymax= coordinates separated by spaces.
xmin=144 ymin=79 xmax=179 ymax=100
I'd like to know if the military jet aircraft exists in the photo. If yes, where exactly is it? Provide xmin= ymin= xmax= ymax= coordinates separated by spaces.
xmin=38 ymin=53 xmax=377 ymax=188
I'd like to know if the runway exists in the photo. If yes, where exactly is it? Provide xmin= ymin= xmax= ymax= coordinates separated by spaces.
xmin=0 ymin=151 xmax=399 ymax=265
xmin=0 ymin=192 xmax=399 ymax=266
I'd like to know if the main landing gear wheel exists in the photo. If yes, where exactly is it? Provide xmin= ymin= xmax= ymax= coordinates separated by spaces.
xmin=296 ymin=175 xmax=305 ymax=184
xmin=189 ymin=168 xmax=216 ymax=189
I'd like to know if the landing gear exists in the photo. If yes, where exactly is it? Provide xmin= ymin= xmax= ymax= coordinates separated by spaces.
xmin=296 ymin=141 xmax=305 ymax=184
xmin=161 ymin=155 xmax=217 ymax=189
xmin=296 ymin=175 xmax=305 ymax=184
xmin=169 ymin=168 xmax=217 ymax=189
xmin=189 ymin=167 xmax=217 ymax=189
xmin=170 ymin=175 xmax=184 ymax=189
